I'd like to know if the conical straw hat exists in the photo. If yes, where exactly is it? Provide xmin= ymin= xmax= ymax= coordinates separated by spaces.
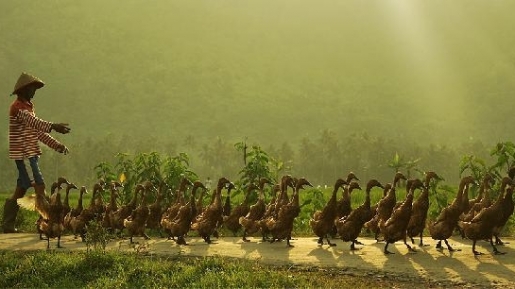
xmin=12 ymin=72 xmax=45 ymax=95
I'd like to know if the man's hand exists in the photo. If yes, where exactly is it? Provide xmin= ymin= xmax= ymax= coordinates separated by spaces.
xmin=51 ymin=123 xmax=71 ymax=134
xmin=56 ymin=144 xmax=69 ymax=155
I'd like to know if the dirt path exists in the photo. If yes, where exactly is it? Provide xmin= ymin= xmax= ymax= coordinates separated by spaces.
xmin=1 ymin=233 xmax=514 ymax=288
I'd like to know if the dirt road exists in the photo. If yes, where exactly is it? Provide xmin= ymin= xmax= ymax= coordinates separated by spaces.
xmin=1 ymin=233 xmax=514 ymax=288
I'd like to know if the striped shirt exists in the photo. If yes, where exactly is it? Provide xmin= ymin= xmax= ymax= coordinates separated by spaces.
xmin=9 ymin=99 xmax=62 ymax=160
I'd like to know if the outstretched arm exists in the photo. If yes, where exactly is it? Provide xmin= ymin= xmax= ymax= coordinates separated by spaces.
xmin=37 ymin=132 xmax=69 ymax=154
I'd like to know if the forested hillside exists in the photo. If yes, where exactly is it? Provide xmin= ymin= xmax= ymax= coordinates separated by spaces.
xmin=1 ymin=0 xmax=514 ymax=188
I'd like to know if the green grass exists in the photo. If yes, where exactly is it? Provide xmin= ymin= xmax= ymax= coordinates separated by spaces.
xmin=0 ymin=250 xmax=418 ymax=288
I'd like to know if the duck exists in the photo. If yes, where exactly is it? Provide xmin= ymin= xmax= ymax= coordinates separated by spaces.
xmin=428 ymin=175 xmax=475 ymax=251
xmin=365 ymin=172 xmax=406 ymax=242
xmin=310 ymin=178 xmax=347 ymax=246
xmin=460 ymin=173 xmax=495 ymax=223
xmin=123 ymin=181 xmax=155 ymax=243
xmin=160 ymin=177 xmax=193 ymax=239
xmin=336 ymin=180 xmax=362 ymax=220
xmin=223 ymin=183 xmax=258 ymax=236
xmin=240 ymin=178 xmax=272 ymax=242
xmin=334 ymin=179 xmax=383 ymax=250
xmin=109 ymin=183 xmax=143 ymax=237
xmin=459 ymin=176 xmax=513 ymax=255
xmin=266 ymin=177 xmax=313 ymax=247
xmin=18 ymin=177 xmax=72 ymax=249
xmin=61 ymin=182 xmax=78 ymax=224
xmin=492 ymin=170 xmax=515 ymax=246
xmin=146 ymin=181 xmax=168 ymax=237
xmin=258 ymin=183 xmax=283 ymax=241
xmin=64 ymin=186 xmax=87 ymax=235
xmin=68 ymin=182 xmax=105 ymax=242
xmin=101 ymin=181 xmax=123 ymax=231
xmin=190 ymin=177 xmax=232 ymax=244
xmin=331 ymin=180 xmax=362 ymax=238
xmin=379 ymin=178 xmax=424 ymax=254
xmin=406 ymin=171 xmax=441 ymax=246
xmin=167 ymin=180 xmax=206 ymax=245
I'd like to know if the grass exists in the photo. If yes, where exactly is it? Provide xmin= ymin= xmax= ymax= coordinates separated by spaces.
xmin=0 ymin=249 xmax=418 ymax=288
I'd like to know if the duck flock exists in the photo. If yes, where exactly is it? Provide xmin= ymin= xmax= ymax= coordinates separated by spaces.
xmin=15 ymin=167 xmax=515 ymax=256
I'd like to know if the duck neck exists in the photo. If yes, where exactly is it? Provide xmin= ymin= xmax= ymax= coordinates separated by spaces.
xmin=77 ymin=190 xmax=84 ymax=210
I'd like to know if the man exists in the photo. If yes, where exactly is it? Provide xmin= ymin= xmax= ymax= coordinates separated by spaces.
xmin=2 ymin=72 xmax=71 ymax=233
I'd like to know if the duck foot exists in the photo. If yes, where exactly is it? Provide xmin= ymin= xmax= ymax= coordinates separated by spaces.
xmin=176 ymin=237 xmax=187 ymax=245
xmin=473 ymin=251 xmax=483 ymax=256
xmin=444 ymin=240 xmax=460 ymax=251
xmin=495 ymin=237 xmax=506 ymax=246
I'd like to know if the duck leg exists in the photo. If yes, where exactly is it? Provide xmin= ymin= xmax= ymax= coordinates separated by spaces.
xmin=325 ymin=235 xmax=336 ymax=247
xmin=350 ymin=240 xmax=359 ymax=251
xmin=317 ymin=237 xmax=324 ymax=245
xmin=404 ymin=238 xmax=416 ymax=252
xmin=494 ymin=235 xmax=506 ymax=246
xmin=419 ymin=232 xmax=429 ymax=246
xmin=384 ymin=242 xmax=394 ymax=254
xmin=286 ymin=238 xmax=293 ymax=247
xmin=472 ymin=240 xmax=483 ymax=255
xmin=57 ymin=236 xmax=63 ymax=248
xmin=354 ymin=239 xmax=364 ymax=245
xmin=444 ymin=239 xmax=460 ymax=251
xmin=491 ymin=238 xmax=506 ymax=255
xmin=435 ymin=240 xmax=442 ymax=249
xmin=176 ymin=236 xmax=187 ymax=245
xmin=242 ymin=230 xmax=250 ymax=242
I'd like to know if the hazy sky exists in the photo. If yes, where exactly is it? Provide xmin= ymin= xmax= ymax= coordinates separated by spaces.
xmin=1 ymin=0 xmax=514 ymax=146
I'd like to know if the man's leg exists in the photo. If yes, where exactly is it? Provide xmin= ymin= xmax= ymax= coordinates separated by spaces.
xmin=2 ymin=160 xmax=31 ymax=233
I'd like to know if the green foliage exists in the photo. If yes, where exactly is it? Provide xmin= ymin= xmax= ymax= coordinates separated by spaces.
xmin=236 ymin=142 xmax=277 ymax=188
xmin=94 ymin=151 xmax=197 ymax=204
xmin=428 ymin=184 xmax=454 ymax=221
xmin=489 ymin=141 xmax=515 ymax=178
xmin=85 ymin=220 xmax=110 ymax=253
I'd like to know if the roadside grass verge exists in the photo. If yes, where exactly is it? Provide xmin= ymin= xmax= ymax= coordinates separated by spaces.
xmin=0 ymin=249 xmax=413 ymax=288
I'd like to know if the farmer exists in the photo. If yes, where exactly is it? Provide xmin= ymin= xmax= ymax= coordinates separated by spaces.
xmin=2 ymin=72 xmax=71 ymax=233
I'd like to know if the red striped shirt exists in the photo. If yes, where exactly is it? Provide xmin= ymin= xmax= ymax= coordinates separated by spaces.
xmin=9 ymin=99 xmax=62 ymax=160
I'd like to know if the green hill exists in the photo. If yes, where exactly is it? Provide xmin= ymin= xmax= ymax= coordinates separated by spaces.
xmin=1 ymin=1 xmax=515 ymax=188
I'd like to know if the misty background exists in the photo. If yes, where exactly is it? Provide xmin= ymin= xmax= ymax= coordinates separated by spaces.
xmin=1 ymin=0 xmax=514 ymax=189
